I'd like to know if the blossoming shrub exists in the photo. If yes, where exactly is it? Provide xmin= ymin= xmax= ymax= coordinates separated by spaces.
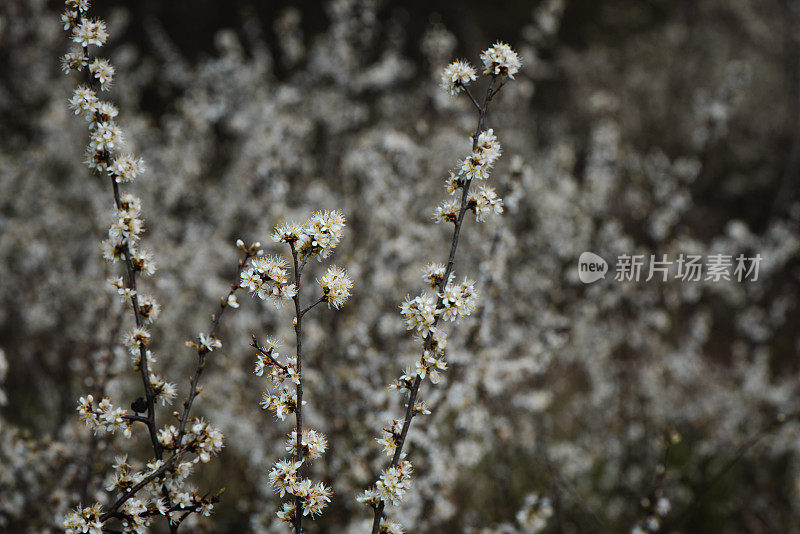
xmin=1 ymin=0 xmax=799 ymax=533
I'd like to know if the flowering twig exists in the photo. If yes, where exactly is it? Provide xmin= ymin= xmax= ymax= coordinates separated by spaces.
xmin=363 ymin=42 xmax=520 ymax=533
xmin=245 ymin=213 xmax=352 ymax=531
xmin=62 ymin=2 xmax=166 ymax=516
xmin=60 ymin=3 xmax=248 ymax=531
xmin=178 ymin=242 xmax=259 ymax=442
xmin=251 ymin=337 xmax=289 ymax=373
xmin=289 ymin=241 xmax=306 ymax=531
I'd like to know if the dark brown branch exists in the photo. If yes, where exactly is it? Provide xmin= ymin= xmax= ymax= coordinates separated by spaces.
xmin=289 ymin=242 xmax=305 ymax=533
xmin=300 ymin=295 xmax=326 ymax=317
xmin=371 ymin=74 xmax=500 ymax=534
xmin=122 ymin=414 xmax=150 ymax=424
xmin=177 ymin=249 xmax=256 ymax=442
xmin=463 ymin=86 xmax=482 ymax=111
xmin=251 ymin=336 xmax=289 ymax=373
xmin=110 ymin=177 xmax=162 ymax=460
xmin=100 ymin=455 xmax=178 ymax=521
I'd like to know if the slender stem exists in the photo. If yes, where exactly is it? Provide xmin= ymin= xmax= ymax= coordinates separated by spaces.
xmin=177 ymin=250 xmax=255 ymax=441
xmin=110 ymin=178 xmax=162 ymax=461
xmin=252 ymin=338 xmax=289 ymax=373
xmin=300 ymin=296 xmax=326 ymax=317
xmin=122 ymin=414 xmax=150 ymax=424
xmin=289 ymin=243 xmax=304 ymax=533
xmin=99 ymin=454 xmax=179 ymax=521
xmin=74 ymin=11 xmax=161 ymax=461
xmin=371 ymin=75 xmax=502 ymax=533
xmin=464 ymin=86 xmax=482 ymax=111
xmin=69 ymin=10 xmax=241 ymax=532
xmin=75 ymin=7 xmax=168 ymax=523
xmin=168 ymin=252 xmax=251 ymax=534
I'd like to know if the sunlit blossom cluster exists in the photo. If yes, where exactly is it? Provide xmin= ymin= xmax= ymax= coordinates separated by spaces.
xmin=274 ymin=209 xmax=348 ymax=260
xmin=480 ymin=41 xmax=521 ymax=79
xmin=318 ymin=265 xmax=354 ymax=309
xmin=440 ymin=59 xmax=477 ymax=95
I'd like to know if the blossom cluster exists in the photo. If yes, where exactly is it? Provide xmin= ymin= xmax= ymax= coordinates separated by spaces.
xmin=439 ymin=40 xmax=520 ymax=96
xmin=249 ymin=212 xmax=352 ymax=528
xmin=272 ymin=210 xmax=347 ymax=260
xmin=317 ymin=265 xmax=354 ymax=309
xmin=255 ymin=339 xmax=300 ymax=421
xmin=435 ymin=129 xmax=504 ymax=226
xmin=359 ymin=42 xmax=519 ymax=532
xmin=241 ymin=256 xmax=297 ymax=308
xmin=77 ymin=395 xmax=132 ymax=438
xmin=58 ymin=2 xmax=242 ymax=532
xmin=480 ymin=41 xmax=522 ymax=79
xmin=63 ymin=504 xmax=104 ymax=534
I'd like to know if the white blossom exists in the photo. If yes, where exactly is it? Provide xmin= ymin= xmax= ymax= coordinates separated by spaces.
xmin=440 ymin=60 xmax=477 ymax=95
xmin=480 ymin=41 xmax=521 ymax=78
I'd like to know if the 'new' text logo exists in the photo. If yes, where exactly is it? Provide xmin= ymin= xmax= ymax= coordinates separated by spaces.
xmin=578 ymin=252 xmax=608 ymax=284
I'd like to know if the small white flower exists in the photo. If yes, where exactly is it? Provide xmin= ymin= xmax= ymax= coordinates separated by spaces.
xmin=400 ymin=293 xmax=437 ymax=336
xmin=72 ymin=18 xmax=109 ymax=48
xmin=318 ymin=265 xmax=353 ymax=309
xmin=440 ymin=60 xmax=477 ymax=96
xmin=439 ymin=276 xmax=479 ymax=322
xmin=480 ymin=41 xmax=521 ymax=79
xmin=421 ymin=262 xmax=446 ymax=288
xmin=60 ymin=52 xmax=87 ymax=73
xmin=89 ymin=121 xmax=123 ymax=152
xmin=297 ymin=210 xmax=346 ymax=260
xmin=89 ymin=58 xmax=115 ymax=90
xmin=468 ymin=185 xmax=504 ymax=222
xmin=198 ymin=333 xmax=222 ymax=352
xmin=108 ymin=154 xmax=146 ymax=183
xmin=68 ymin=86 xmax=97 ymax=116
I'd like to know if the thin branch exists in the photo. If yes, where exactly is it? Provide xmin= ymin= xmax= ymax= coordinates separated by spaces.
xmin=177 ymin=249 xmax=256 ymax=442
xmin=251 ymin=337 xmax=289 ymax=373
xmin=289 ymin=242 xmax=305 ymax=533
xmin=99 ymin=436 xmax=202 ymax=521
xmin=110 ymin=178 xmax=162 ymax=460
xmin=371 ymin=74 xmax=499 ymax=534
xmin=464 ymin=86 xmax=482 ymax=111
xmin=76 ymin=3 xmax=162 ymax=467
xmin=100 ymin=454 xmax=178 ymax=521
xmin=300 ymin=295 xmax=326 ymax=317
xmin=122 ymin=414 xmax=150 ymax=424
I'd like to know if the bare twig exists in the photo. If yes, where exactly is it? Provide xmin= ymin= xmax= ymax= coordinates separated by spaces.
xmin=300 ymin=295 xmax=326 ymax=317
xmin=177 ymin=248 xmax=256 ymax=441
